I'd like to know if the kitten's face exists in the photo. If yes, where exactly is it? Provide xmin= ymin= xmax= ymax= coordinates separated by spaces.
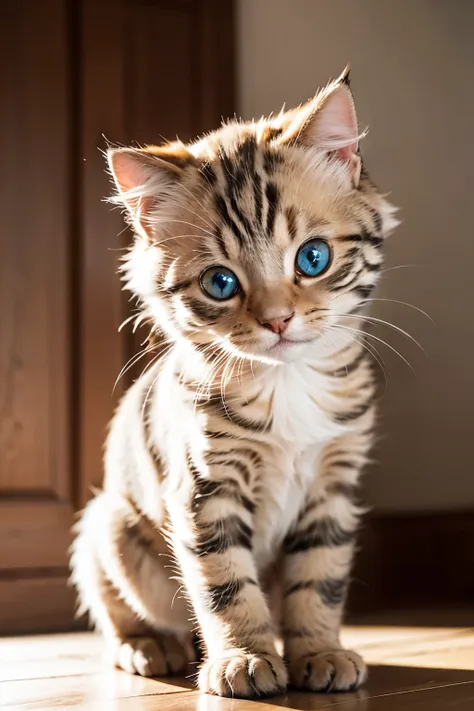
xmin=110 ymin=72 xmax=398 ymax=364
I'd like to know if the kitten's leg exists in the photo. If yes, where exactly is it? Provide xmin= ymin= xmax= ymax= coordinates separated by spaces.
xmin=166 ymin=463 xmax=288 ymax=698
xmin=282 ymin=430 xmax=371 ymax=692
xmin=71 ymin=493 xmax=195 ymax=676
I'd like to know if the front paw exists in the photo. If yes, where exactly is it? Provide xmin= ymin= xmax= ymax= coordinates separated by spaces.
xmin=114 ymin=634 xmax=190 ymax=677
xmin=289 ymin=649 xmax=367 ymax=692
xmin=199 ymin=651 xmax=288 ymax=698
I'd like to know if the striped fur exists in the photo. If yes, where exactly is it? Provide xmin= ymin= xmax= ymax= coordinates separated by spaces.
xmin=70 ymin=70 xmax=398 ymax=698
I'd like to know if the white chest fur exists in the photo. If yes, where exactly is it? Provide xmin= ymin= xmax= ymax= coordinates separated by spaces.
xmin=248 ymin=357 xmax=347 ymax=569
xmin=258 ymin=356 xmax=346 ymax=449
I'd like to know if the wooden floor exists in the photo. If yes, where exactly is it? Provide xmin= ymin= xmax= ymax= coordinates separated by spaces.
xmin=2 ymin=611 xmax=474 ymax=710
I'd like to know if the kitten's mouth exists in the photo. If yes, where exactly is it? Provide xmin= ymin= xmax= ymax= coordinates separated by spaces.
xmin=267 ymin=335 xmax=315 ymax=353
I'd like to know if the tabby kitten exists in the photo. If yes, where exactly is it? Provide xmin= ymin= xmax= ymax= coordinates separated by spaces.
xmin=70 ymin=69 xmax=398 ymax=698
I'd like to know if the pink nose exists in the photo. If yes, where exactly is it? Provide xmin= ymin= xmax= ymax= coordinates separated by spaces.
xmin=259 ymin=312 xmax=294 ymax=334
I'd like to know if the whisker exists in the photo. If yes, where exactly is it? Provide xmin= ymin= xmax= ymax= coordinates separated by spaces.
xmin=330 ymin=323 xmax=414 ymax=372
xmin=154 ymin=219 xmax=217 ymax=241
xmin=365 ymin=297 xmax=433 ymax=322
xmin=113 ymin=342 xmax=159 ymax=392
xmin=380 ymin=263 xmax=420 ymax=274
xmin=323 ymin=326 xmax=388 ymax=386
xmin=339 ymin=312 xmax=426 ymax=354
xmin=175 ymin=182 xmax=219 ymax=231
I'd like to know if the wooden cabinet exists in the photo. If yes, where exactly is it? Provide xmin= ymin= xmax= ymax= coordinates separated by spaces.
xmin=0 ymin=0 xmax=235 ymax=633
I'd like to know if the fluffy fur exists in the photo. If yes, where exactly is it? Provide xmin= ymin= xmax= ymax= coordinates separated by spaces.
xmin=70 ymin=69 xmax=398 ymax=698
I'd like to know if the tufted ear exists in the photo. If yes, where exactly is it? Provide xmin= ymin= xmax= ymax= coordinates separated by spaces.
xmin=107 ymin=144 xmax=194 ymax=238
xmin=279 ymin=68 xmax=363 ymax=187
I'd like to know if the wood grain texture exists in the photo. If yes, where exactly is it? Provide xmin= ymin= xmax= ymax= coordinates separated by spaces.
xmin=0 ymin=0 xmax=71 ymax=499
xmin=1 ymin=617 xmax=474 ymax=709
xmin=0 ymin=575 xmax=79 ymax=635
xmin=0 ymin=0 xmax=75 ymax=605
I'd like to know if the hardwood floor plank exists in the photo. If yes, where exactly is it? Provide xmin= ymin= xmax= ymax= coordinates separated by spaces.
xmin=0 ymin=632 xmax=102 ymax=681
xmin=356 ymin=681 xmax=474 ymax=711
xmin=2 ymin=617 xmax=474 ymax=709
xmin=1 ymin=672 xmax=192 ymax=707
xmin=342 ymin=625 xmax=474 ymax=671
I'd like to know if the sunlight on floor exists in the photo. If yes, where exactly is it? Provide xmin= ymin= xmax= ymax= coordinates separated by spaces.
xmin=343 ymin=625 xmax=474 ymax=671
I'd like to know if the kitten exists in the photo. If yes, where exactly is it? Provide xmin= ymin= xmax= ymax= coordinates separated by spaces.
xmin=70 ymin=68 xmax=398 ymax=698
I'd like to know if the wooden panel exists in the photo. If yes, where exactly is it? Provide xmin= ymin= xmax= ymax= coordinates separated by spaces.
xmin=0 ymin=0 xmax=70 ymax=498
xmin=127 ymin=1 xmax=198 ymax=142
xmin=0 ymin=502 xmax=73 ymax=570
xmin=0 ymin=0 xmax=74 ymax=589
xmin=0 ymin=575 xmax=79 ymax=635
xmin=126 ymin=0 xmax=236 ymax=142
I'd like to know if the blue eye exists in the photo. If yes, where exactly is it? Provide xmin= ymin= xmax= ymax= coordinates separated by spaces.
xmin=295 ymin=239 xmax=331 ymax=277
xmin=200 ymin=266 xmax=240 ymax=300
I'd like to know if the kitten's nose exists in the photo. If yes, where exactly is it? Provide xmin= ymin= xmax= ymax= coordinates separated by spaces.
xmin=258 ymin=312 xmax=294 ymax=334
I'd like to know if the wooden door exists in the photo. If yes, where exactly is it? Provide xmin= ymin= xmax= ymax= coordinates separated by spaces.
xmin=0 ymin=0 xmax=76 ymax=633
xmin=0 ymin=0 xmax=235 ymax=633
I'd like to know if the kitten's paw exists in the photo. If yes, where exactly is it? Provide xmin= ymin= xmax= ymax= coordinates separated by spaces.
xmin=199 ymin=652 xmax=287 ymax=698
xmin=289 ymin=649 xmax=367 ymax=692
xmin=115 ymin=634 xmax=190 ymax=677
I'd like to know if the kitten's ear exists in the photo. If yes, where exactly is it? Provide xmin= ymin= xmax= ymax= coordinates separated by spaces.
xmin=107 ymin=144 xmax=193 ymax=238
xmin=279 ymin=67 xmax=362 ymax=187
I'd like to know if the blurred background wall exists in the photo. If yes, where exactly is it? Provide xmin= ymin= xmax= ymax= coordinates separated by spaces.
xmin=238 ymin=0 xmax=474 ymax=512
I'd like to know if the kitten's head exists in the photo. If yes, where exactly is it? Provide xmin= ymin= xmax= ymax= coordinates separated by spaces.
xmin=108 ymin=69 xmax=398 ymax=364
